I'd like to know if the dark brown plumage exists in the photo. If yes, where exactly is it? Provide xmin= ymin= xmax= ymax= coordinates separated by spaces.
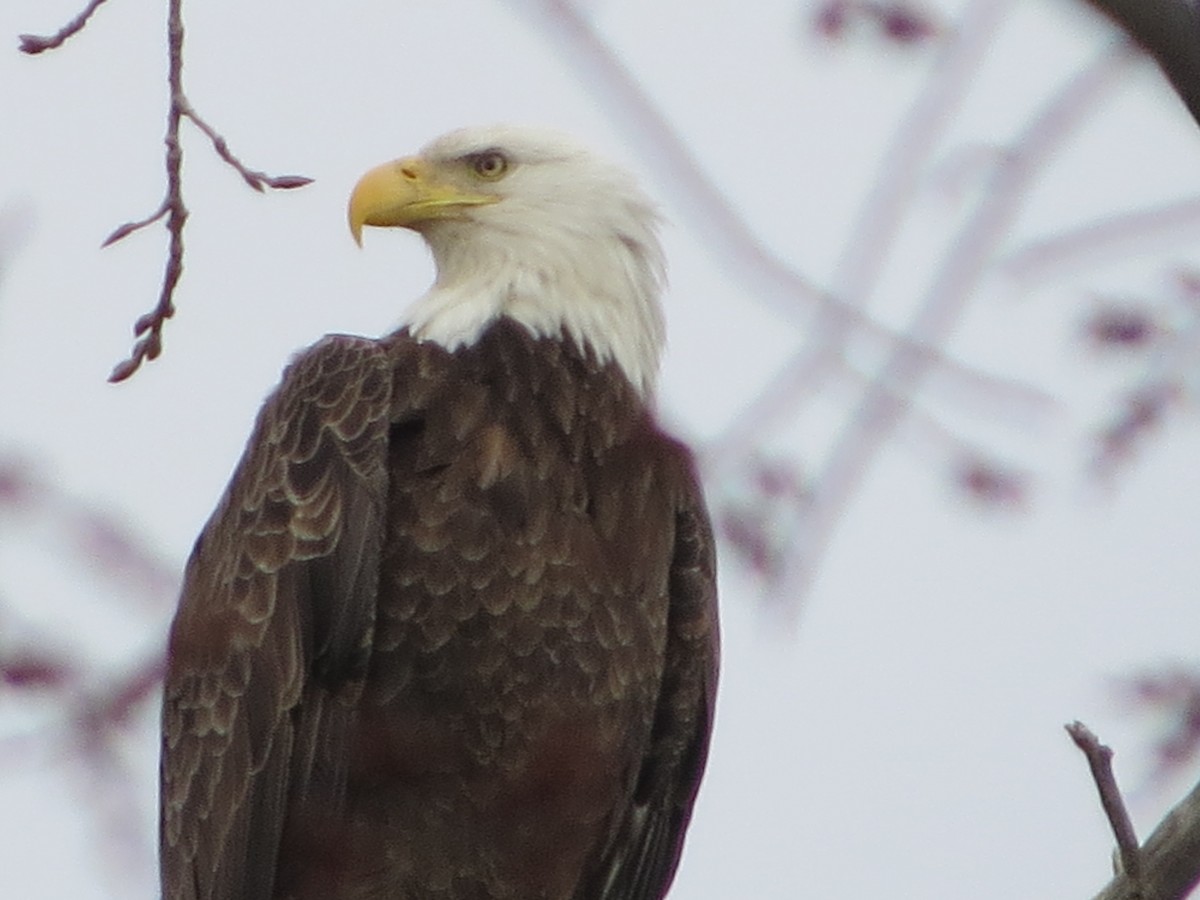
xmin=160 ymin=319 xmax=718 ymax=899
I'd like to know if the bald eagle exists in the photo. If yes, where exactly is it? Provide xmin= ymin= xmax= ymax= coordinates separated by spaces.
xmin=159 ymin=125 xmax=719 ymax=900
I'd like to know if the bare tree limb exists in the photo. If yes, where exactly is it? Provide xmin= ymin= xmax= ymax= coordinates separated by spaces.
xmin=20 ymin=0 xmax=311 ymax=382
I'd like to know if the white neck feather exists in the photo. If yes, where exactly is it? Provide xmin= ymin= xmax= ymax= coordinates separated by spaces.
xmin=399 ymin=170 xmax=667 ymax=397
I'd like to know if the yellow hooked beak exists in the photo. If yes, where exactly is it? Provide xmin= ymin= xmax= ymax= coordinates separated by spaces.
xmin=348 ymin=157 xmax=499 ymax=245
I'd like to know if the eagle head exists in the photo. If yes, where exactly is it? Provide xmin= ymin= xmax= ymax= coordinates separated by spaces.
xmin=348 ymin=125 xmax=666 ymax=395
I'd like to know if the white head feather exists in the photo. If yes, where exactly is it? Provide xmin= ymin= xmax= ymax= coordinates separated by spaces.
xmin=394 ymin=125 xmax=667 ymax=397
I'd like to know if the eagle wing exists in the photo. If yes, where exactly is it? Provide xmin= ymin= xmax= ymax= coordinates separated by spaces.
xmin=160 ymin=336 xmax=392 ymax=900
xmin=592 ymin=454 xmax=719 ymax=900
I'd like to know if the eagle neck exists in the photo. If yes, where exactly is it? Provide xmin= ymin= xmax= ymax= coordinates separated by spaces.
xmin=400 ymin=221 xmax=665 ymax=398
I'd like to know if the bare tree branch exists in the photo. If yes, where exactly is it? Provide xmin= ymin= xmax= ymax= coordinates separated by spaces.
xmin=20 ymin=0 xmax=311 ymax=382
xmin=103 ymin=0 xmax=187 ymax=384
xmin=101 ymin=201 xmax=170 ymax=249
xmin=1069 ymin=720 xmax=1200 ymax=900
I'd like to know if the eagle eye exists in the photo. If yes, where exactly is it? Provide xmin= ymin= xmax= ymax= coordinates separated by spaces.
xmin=469 ymin=150 xmax=509 ymax=181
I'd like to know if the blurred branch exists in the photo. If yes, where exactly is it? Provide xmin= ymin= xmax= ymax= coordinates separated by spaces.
xmin=779 ymin=38 xmax=1134 ymax=599
xmin=0 ymin=452 xmax=171 ymax=897
xmin=0 ymin=641 xmax=164 ymax=900
xmin=705 ymin=0 xmax=1013 ymax=471
xmin=811 ymin=1 xmax=944 ymax=45
xmin=0 ymin=455 xmax=178 ymax=605
xmin=1092 ymin=380 xmax=1181 ymax=475
xmin=20 ymin=0 xmax=311 ymax=383
xmin=508 ymin=0 xmax=1052 ymax=436
xmin=823 ymin=0 xmax=1007 ymax=350
xmin=71 ymin=688 xmax=161 ymax=900
xmin=998 ymin=196 xmax=1200 ymax=284
xmin=1082 ymin=0 xmax=1200 ymax=130
xmin=1122 ymin=667 xmax=1200 ymax=783
xmin=1090 ymin=271 xmax=1200 ymax=476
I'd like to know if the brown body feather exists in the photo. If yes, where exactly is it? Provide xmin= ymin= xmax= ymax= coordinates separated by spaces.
xmin=160 ymin=319 xmax=718 ymax=900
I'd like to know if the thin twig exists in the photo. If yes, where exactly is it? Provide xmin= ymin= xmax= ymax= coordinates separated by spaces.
xmin=105 ymin=0 xmax=311 ymax=382
xmin=1067 ymin=721 xmax=1143 ymax=883
xmin=182 ymin=102 xmax=313 ymax=192
xmin=101 ymin=200 xmax=170 ymax=248
xmin=17 ymin=0 xmax=111 ymax=55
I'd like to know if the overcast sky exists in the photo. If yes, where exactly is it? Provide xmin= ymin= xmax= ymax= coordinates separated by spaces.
xmin=3 ymin=1 xmax=1200 ymax=898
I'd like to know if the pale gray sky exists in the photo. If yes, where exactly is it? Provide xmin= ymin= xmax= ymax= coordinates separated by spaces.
xmin=3 ymin=1 xmax=1200 ymax=898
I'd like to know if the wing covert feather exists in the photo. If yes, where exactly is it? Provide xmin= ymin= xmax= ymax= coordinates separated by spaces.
xmin=590 ymin=450 xmax=719 ymax=900
xmin=160 ymin=336 xmax=393 ymax=900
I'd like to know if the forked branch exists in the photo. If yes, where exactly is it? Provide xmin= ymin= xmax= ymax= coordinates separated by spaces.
xmin=20 ymin=0 xmax=311 ymax=382
xmin=1069 ymin=722 xmax=1200 ymax=900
